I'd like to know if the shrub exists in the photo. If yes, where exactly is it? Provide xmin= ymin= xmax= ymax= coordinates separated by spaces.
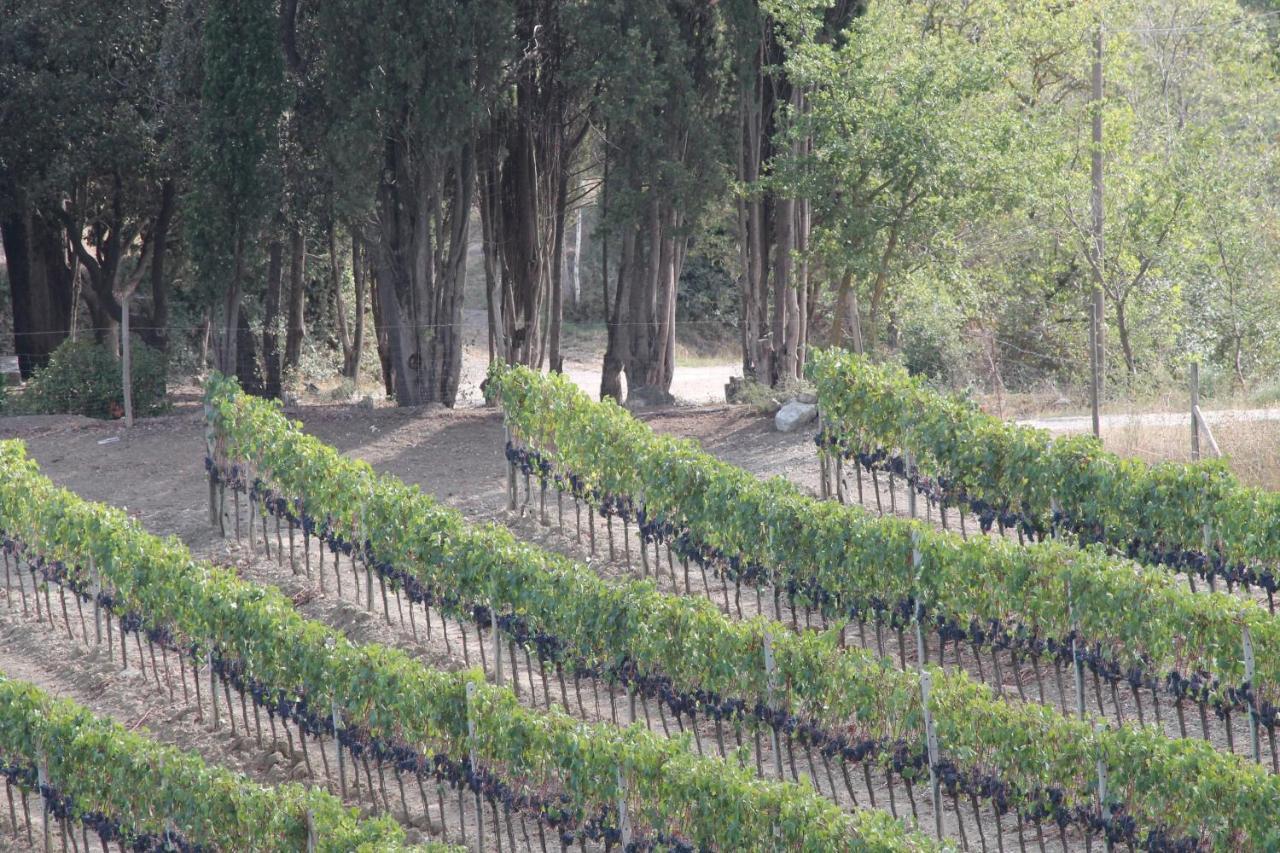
xmin=21 ymin=337 xmax=167 ymax=419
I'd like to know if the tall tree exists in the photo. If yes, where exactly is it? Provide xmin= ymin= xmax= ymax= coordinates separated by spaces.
xmin=0 ymin=0 xmax=184 ymax=374
xmin=477 ymin=0 xmax=591 ymax=373
xmin=318 ymin=0 xmax=504 ymax=405
xmin=591 ymin=0 xmax=734 ymax=403
xmin=733 ymin=0 xmax=863 ymax=386
xmin=187 ymin=0 xmax=283 ymax=377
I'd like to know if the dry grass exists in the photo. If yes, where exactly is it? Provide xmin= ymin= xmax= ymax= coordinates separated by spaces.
xmin=1099 ymin=416 xmax=1280 ymax=490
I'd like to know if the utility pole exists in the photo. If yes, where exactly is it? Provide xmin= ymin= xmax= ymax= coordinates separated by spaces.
xmin=1088 ymin=21 xmax=1105 ymax=439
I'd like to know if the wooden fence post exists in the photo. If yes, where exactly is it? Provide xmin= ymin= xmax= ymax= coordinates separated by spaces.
xmin=1190 ymin=361 xmax=1200 ymax=461
xmin=763 ymin=630 xmax=784 ymax=779
xmin=1245 ymin=625 xmax=1261 ymax=763
xmin=920 ymin=671 xmax=942 ymax=840
xmin=466 ymin=681 xmax=484 ymax=853
xmin=121 ymin=291 xmax=134 ymax=428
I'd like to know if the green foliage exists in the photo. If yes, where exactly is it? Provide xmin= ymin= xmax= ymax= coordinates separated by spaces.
xmin=679 ymin=244 xmax=741 ymax=328
xmin=187 ymin=0 xmax=283 ymax=297
xmin=580 ymin=0 xmax=735 ymax=243
xmin=809 ymin=348 xmax=1280 ymax=579
xmin=488 ymin=360 xmax=1280 ymax=847
xmin=0 ymin=429 xmax=928 ymax=853
xmin=19 ymin=337 xmax=166 ymax=419
xmin=766 ymin=0 xmax=1280 ymax=386
xmin=0 ymin=673 xmax=440 ymax=852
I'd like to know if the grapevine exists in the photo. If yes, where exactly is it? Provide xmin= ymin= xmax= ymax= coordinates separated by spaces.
xmin=0 ymin=672 xmax=444 ymax=852
xmin=206 ymin=374 xmax=1280 ymax=849
xmin=0 ymin=438 xmax=929 ymax=853
xmin=808 ymin=349 xmax=1280 ymax=601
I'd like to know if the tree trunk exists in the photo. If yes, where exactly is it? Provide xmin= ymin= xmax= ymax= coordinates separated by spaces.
xmin=0 ymin=204 xmax=73 ymax=378
xmin=600 ymin=227 xmax=633 ymax=402
xmin=345 ymin=229 xmax=366 ymax=379
xmin=547 ymin=163 xmax=569 ymax=373
xmin=834 ymin=269 xmax=864 ymax=354
xmin=199 ymin=307 xmax=211 ymax=371
xmin=1114 ymin=298 xmax=1136 ymax=377
xmin=796 ymin=195 xmax=811 ymax=372
xmin=373 ymin=134 xmax=472 ymax=406
xmin=368 ymin=258 xmax=393 ymax=397
xmin=144 ymin=180 xmax=176 ymax=351
xmin=236 ymin=305 xmax=264 ymax=394
xmin=772 ymin=188 xmax=794 ymax=385
xmin=217 ymin=234 xmax=245 ymax=376
xmin=284 ymin=227 xmax=306 ymax=373
xmin=331 ymin=221 xmax=352 ymax=374
xmin=501 ymin=103 xmax=543 ymax=366
xmin=478 ymin=135 xmax=505 ymax=364
xmin=262 ymin=239 xmax=284 ymax=398
xmin=737 ymin=40 xmax=771 ymax=384
xmin=570 ymin=203 xmax=583 ymax=306
xmin=603 ymin=200 xmax=683 ymax=405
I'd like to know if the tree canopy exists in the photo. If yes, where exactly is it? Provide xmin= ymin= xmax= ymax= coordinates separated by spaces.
xmin=2 ymin=0 xmax=1276 ymax=402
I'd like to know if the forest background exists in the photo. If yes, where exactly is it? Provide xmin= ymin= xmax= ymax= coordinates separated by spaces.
xmin=2 ymin=0 xmax=1278 ymax=413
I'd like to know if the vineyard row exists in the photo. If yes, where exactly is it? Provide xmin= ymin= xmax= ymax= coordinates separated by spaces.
xmin=808 ymin=349 xmax=1280 ymax=601
xmin=0 ymin=437 xmax=925 ymax=853
xmin=208 ymin=374 xmax=1280 ymax=849
xmin=0 ymin=671 xmax=444 ymax=852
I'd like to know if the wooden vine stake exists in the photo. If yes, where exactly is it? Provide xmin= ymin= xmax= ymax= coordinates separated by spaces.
xmin=203 ymin=398 xmax=220 ymax=530
xmin=1095 ymin=722 xmax=1111 ymax=851
xmin=913 ymin=600 xmax=927 ymax=672
xmin=331 ymin=697 xmax=347 ymax=799
xmin=120 ymin=291 xmax=134 ymax=428
xmin=491 ymin=594 xmax=503 ymax=686
xmin=207 ymin=650 xmax=219 ymax=730
xmin=305 ymin=809 xmax=317 ymax=853
xmin=1203 ymin=522 xmax=1216 ymax=592
xmin=616 ymin=767 xmax=632 ymax=849
xmin=817 ymin=413 xmax=830 ymax=500
xmin=911 ymin=529 xmax=925 ymax=667
xmin=1244 ymin=625 xmax=1261 ymax=763
xmin=1068 ymin=579 xmax=1086 ymax=718
xmin=36 ymin=749 xmax=49 ymax=853
xmin=505 ymin=424 xmax=517 ymax=512
xmin=905 ymin=451 xmax=917 ymax=519
xmin=762 ymin=630 xmax=784 ymax=779
xmin=919 ymin=671 xmax=942 ymax=840
xmin=89 ymin=556 xmax=101 ymax=645
xmin=466 ymin=681 xmax=485 ymax=853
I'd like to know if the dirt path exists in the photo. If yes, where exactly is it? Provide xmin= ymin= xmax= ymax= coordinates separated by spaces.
xmin=1018 ymin=405 xmax=1280 ymax=433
